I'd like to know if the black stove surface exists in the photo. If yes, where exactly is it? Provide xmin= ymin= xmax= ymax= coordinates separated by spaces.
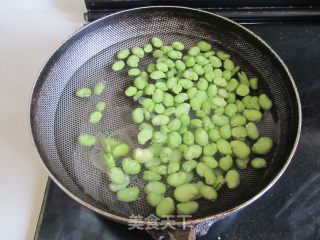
xmin=35 ymin=22 xmax=320 ymax=240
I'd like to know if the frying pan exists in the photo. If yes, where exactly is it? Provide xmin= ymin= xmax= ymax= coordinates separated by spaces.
xmin=30 ymin=6 xmax=301 ymax=239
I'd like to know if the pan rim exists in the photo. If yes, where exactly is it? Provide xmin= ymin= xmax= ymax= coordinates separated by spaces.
xmin=29 ymin=5 xmax=302 ymax=227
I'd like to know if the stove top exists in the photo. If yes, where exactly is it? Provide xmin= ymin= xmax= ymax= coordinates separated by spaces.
xmin=34 ymin=18 xmax=320 ymax=240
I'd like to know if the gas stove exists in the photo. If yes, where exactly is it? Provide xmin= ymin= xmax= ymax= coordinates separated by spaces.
xmin=34 ymin=2 xmax=320 ymax=239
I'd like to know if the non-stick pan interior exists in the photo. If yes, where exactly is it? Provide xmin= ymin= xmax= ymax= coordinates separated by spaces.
xmin=31 ymin=7 xmax=300 ymax=222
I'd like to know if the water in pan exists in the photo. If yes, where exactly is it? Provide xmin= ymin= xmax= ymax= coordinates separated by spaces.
xmin=54 ymin=33 xmax=280 ymax=219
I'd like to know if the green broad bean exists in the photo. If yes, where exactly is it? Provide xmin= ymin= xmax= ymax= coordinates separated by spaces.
xmin=235 ymin=158 xmax=249 ymax=169
xmin=202 ymin=156 xmax=218 ymax=169
xmin=109 ymin=175 xmax=130 ymax=192
xmin=231 ymin=66 xmax=240 ymax=76
xmin=214 ymin=77 xmax=227 ymax=87
xmin=152 ymin=165 xmax=167 ymax=175
xmin=151 ymin=37 xmax=163 ymax=48
xmin=184 ymin=145 xmax=202 ymax=161
xmin=78 ymin=134 xmax=96 ymax=147
xmin=179 ymin=79 xmax=194 ymax=89
xmin=220 ymin=125 xmax=232 ymax=139
xmin=219 ymin=155 xmax=233 ymax=171
xmin=230 ymin=140 xmax=250 ymax=159
xmin=193 ymin=64 xmax=205 ymax=75
xmin=95 ymin=101 xmax=106 ymax=112
xmin=167 ymin=50 xmax=182 ymax=59
xmin=159 ymin=125 xmax=169 ymax=134
xmin=183 ymin=131 xmax=195 ymax=145
xmin=183 ymin=69 xmax=198 ymax=81
xmin=167 ymin=162 xmax=180 ymax=174
xmin=152 ymin=89 xmax=164 ymax=103
xmin=250 ymin=96 xmax=260 ymax=110
xmin=223 ymin=59 xmax=234 ymax=70
xmin=236 ymin=84 xmax=250 ymax=96
xmin=194 ymin=128 xmax=209 ymax=146
xmin=109 ymin=167 xmax=126 ymax=184
xmin=165 ymin=59 xmax=175 ymax=68
xmin=143 ymin=84 xmax=155 ymax=96
xmin=147 ymin=192 xmax=164 ymax=207
xmin=215 ymin=107 xmax=225 ymax=115
xmin=133 ymin=148 xmax=153 ymax=163
xmin=203 ymin=143 xmax=217 ymax=156
xmin=154 ymin=103 xmax=165 ymax=114
xmin=112 ymin=143 xmax=129 ymax=158
xmin=187 ymin=87 xmax=198 ymax=98
xmin=144 ymin=43 xmax=153 ymax=53
xmin=116 ymin=49 xmax=130 ymax=59
xmin=75 ymin=87 xmax=91 ymax=98
xmin=167 ymin=132 xmax=182 ymax=148
xmin=217 ymin=139 xmax=233 ymax=155
xmin=150 ymin=71 xmax=166 ymax=80
xmin=177 ymin=201 xmax=199 ymax=215
xmin=102 ymin=153 xmax=116 ymax=169
xmin=205 ymin=72 xmax=215 ymax=82
xmin=224 ymin=104 xmax=237 ymax=118
xmin=203 ymin=168 xmax=216 ymax=185
xmin=167 ymin=172 xmax=187 ymax=187
xmin=204 ymin=64 xmax=213 ymax=73
xmin=175 ymin=103 xmax=190 ymax=117
xmin=174 ymin=184 xmax=199 ymax=203
xmin=209 ymin=56 xmax=222 ymax=68
xmin=231 ymin=115 xmax=246 ymax=126
xmin=147 ymin=63 xmax=156 ymax=73
xmin=172 ymin=41 xmax=185 ymax=51
xmin=251 ymin=157 xmax=267 ymax=169
xmin=208 ymin=129 xmax=221 ymax=142
xmin=172 ymin=84 xmax=183 ymax=94
xmin=93 ymin=81 xmax=106 ymax=96
xmin=155 ymin=81 xmax=168 ymax=91
xmin=188 ymin=46 xmax=201 ymax=56
xmin=132 ymin=108 xmax=144 ymax=123
xmin=216 ymin=51 xmax=230 ymax=60
xmin=116 ymin=187 xmax=140 ymax=202
xmin=195 ymin=162 xmax=208 ymax=177
xmin=100 ymin=136 xmax=120 ymax=152
xmin=112 ymin=60 xmax=125 ymax=71
xmin=156 ymin=197 xmax=175 ymax=217
xmin=197 ymin=78 xmax=208 ymax=91
xmin=89 ymin=111 xmax=102 ymax=124
xmin=149 ymin=144 xmax=162 ymax=157
xmin=168 ymin=119 xmax=181 ymax=131
xmin=152 ymin=131 xmax=167 ymax=144
xmin=218 ymin=89 xmax=228 ymax=98
xmin=252 ymin=137 xmax=273 ymax=155
xmin=164 ymin=107 xmax=176 ymax=116
xmin=125 ymin=86 xmax=138 ymax=97
xmin=189 ymin=96 xmax=202 ymax=110
xmin=175 ymin=60 xmax=186 ymax=71
xmin=231 ymin=126 xmax=247 ymax=138
xmin=184 ymin=56 xmax=196 ymax=67
xmin=225 ymin=170 xmax=240 ymax=189
xmin=122 ymin=158 xmax=141 ymax=175
xmin=242 ymin=96 xmax=252 ymax=109
xmin=226 ymin=78 xmax=239 ymax=92
xmin=223 ymin=70 xmax=232 ymax=81
xmin=134 ymin=77 xmax=147 ymax=90
xmin=144 ymin=111 xmax=151 ymax=121
xmin=227 ymin=92 xmax=236 ymax=104
xmin=190 ymin=119 xmax=203 ymax=128
xmin=258 ymin=94 xmax=273 ymax=110
xmin=207 ymin=84 xmax=218 ymax=97
xmin=213 ymin=175 xmax=225 ymax=190
xmin=126 ymin=55 xmax=139 ymax=68
xmin=160 ymin=147 xmax=172 ymax=163
xmin=145 ymin=158 xmax=161 ymax=169
xmin=142 ymin=98 xmax=154 ymax=112
xmin=200 ymin=185 xmax=218 ymax=201
xmin=170 ymin=149 xmax=183 ymax=162
xmin=195 ymin=55 xmax=209 ymax=66
xmin=161 ymin=46 xmax=173 ymax=54
xmin=131 ymin=47 xmax=144 ymax=58
xmin=237 ymin=71 xmax=250 ymax=86
xmin=179 ymin=126 xmax=188 ymax=134
xmin=166 ymin=77 xmax=178 ymax=89
xmin=161 ymin=93 xmax=173 ymax=107
xmin=246 ymin=122 xmax=259 ymax=140
xmin=182 ymin=160 xmax=197 ymax=172
xmin=138 ymin=128 xmax=153 ymax=145
xmin=249 ymin=77 xmax=258 ymax=90
xmin=212 ymin=114 xmax=229 ymax=126
xmin=203 ymin=51 xmax=215 ymax=58
xmin=174 ymin=92 xmax=188 ymax=104
xmin=184 ymin=171 xmax=194 ymax=184
xmin=212 ymin=96 xmax=227 ymax=107
xmin=202 ymin=116 xmax=214 ymax=130
xmin=156 ymin=62 xmax=169 ymax=72
xmin=152 ymin=49 xmax=163 ymax=58
xmin=143 ymin=171 xmax=161 ymax=181
xmin=140 ymin=123 xmax=153 ymax=131
xmin=243 ymin=109 xmax=262 ymax=122
xmin=197 ymin=41 xmax=212 ymax=52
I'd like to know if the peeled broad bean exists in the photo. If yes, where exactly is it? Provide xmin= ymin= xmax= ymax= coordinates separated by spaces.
xmin=251 ymin=157 xmax=267 ymax=169
xmin=131 ymin=47 xmax=144 ymax=58
xmin=144 ymin=181 xmax=166 ymax=194
xmin=249 ymin=77 xmax=258 ymax=90
xmin=172 ymin=41 xmax=185 ymax=51
xmin=122 ymin=158 xmax=141 ymax=175
xmin=167 ymin=172 xmax=187 ymax=187
xmin=194 ymin=128 xmax=209 ymax=146
xmin=252 ymin=137 xmax=273 ymax=155
xmin=220 ymin=125 xmax=232 ymax=139
xmin=103 ymin=153 xmax=116 ymax=169
xmin=235 ymin=158 xmax=249 ymax=169
xmin=212 ymin=115 xmax=229 ymax=126
xmin=184 ymin=145 xmax=202 ymax=161
xmin=156 ymin=197 xmax=175 ymax=217
xmin=78 ymin=134 xmax=96 ymax=147
xmin=147 ymin=192 xmax=164 ymax=207
xmin=167 ymin=162 xmax=180 ymax=174
xmin=225 ymin=170 xmax=240 ymax=189
xmin=177 ymin=201 xmax=199 ymax=215
xmin=200 ymin=185 xmax=218 ymax=201
xmin=109 ymin=167 xmax=126 ymax=184
xmin=203 ymin=168 xmax=216 ymax=185
xmin=174 ymin=183 xmax=199 ymax=203
xmin=203 ymin=143 xmax=217 ymax=156
xmin=151 ymin=37 xmax=163 ymax=48
xmin=144 ymin=43 xmax=153 ymax=53
xmin=183 ymin=131 xmax=195 ymax=145
xmin=89 ymin=111 xmax=102 ymax=124
xmin=208 ymin=129 xmax=221 ymax=142
xmin=133 ymin=148 xmax=153 ymax=163
xmin=216 ymin=139 xmax=233 ymax=154
xmin=231 ymin=115 xmax=247 ymax=126
xmin=152 ymin=115 xmax=170 ymax=126
xmin=112 ymin=60 xmax=125 ymax=71
xmin=236 ymin=84 xmax=250 ymax=96
xmin=143 ymin=171 xmax=161 ymax=181
xmin=116 ymin=49 xmax=130 ymax=59
xmin=258 ymin=94 xmax=273 ymax=110
xmin=243 ymin=109 xmax=262 ymax=122
xmin=219 ymin=155 xmax=233 ymax=171
xmin=231 ymin=126 xmax=247 ymax=138
xmin=166 ymin=132 xmax=182 ymax=148
xmin=95 ymin=101 xmax=106 ymax=112
xmin=126 ymin=55 xmax=139 ymax=68
xmin=230 ymin=140 xmax=250 ymax=159
xmin=202 ymin=156 xmax=218 ymax=169
xmin=75 ymin=87 xmax=91 ymax=98
xmin=246 ymin=122 xmax=259 ymax=140
xmin=182 ymin=160 xmax=197 ymax=172
xmin=109 ymin=175 xmax=130 ymax=192
xmin=116 ymin=187 xmax=140 ymax=202
xmin=112 ymin=143 xmax=129 ymax=158
xmin=132 ymin=108 xmax=144 ymax=123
